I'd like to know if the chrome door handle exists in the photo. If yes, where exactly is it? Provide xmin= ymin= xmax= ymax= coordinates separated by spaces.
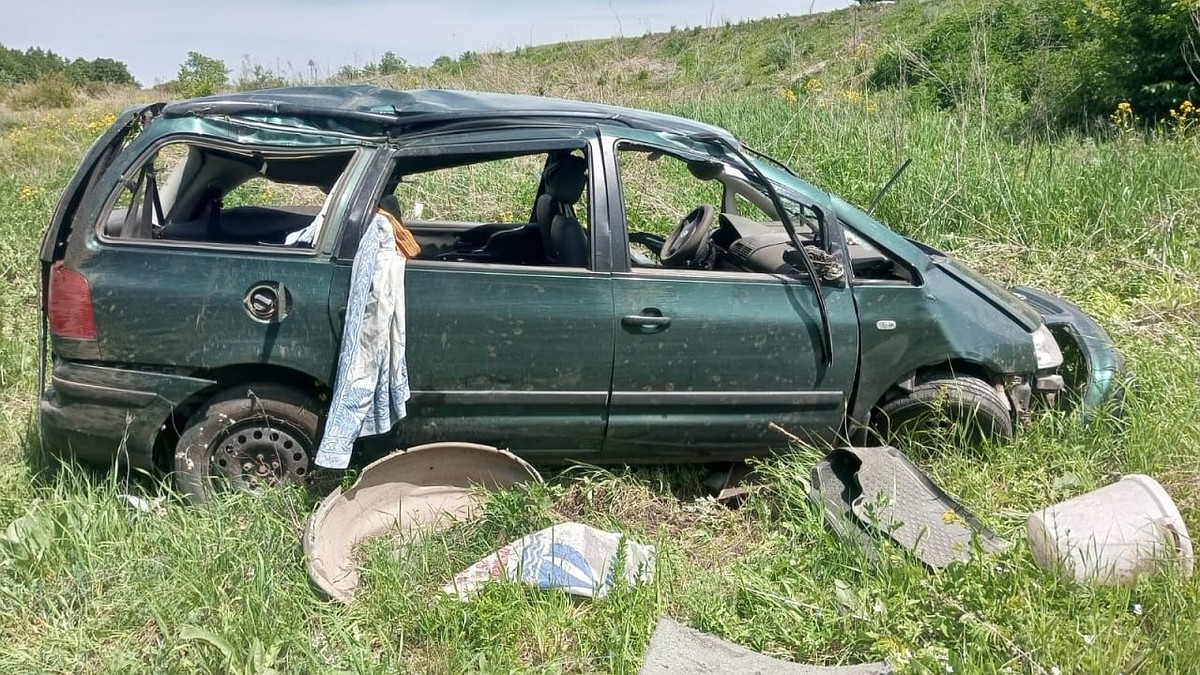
xmin=621 ymin=309 xmax=671 ymax=332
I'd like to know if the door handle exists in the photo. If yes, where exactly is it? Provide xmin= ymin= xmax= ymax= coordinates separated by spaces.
xmin=622 ymin=309 xmax=671 ymax=332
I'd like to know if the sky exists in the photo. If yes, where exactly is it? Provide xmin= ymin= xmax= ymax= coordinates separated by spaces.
xmin=2 ymin=0 xmax=853 ymax=86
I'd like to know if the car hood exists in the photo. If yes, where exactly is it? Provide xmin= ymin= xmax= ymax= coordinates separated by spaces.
xmin=909 ymin=241 xmax=1042 ymax=331
xmin=941 ymin=258 xmax=1043 ymax=331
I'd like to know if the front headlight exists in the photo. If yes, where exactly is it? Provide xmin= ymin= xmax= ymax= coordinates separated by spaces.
xmin=1032 ymin=324 xmax=1063 ymax=370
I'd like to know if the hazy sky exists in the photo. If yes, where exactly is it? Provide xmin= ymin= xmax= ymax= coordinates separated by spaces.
xmin=3 ymin=0 xmax=852 ymax=86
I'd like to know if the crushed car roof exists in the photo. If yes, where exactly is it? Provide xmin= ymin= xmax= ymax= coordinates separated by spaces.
xmin=161 ymin=85 xmax=736 ymax=141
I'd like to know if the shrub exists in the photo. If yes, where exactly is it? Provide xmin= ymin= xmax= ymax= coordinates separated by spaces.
xmin=175 ymin=51 xmax=229 ymax=98
xmin=1067 ymin=0 xmax=1199 ymax=120
xmin=759 ymin=41 xmax=792 ymax=74
xmin=869 ymin=0 xmax=1200 ymax=130
xmin=5 ymin=71 xmax=76 ymax=110
xmin=235 ymin=59 xmax=287 ymax=92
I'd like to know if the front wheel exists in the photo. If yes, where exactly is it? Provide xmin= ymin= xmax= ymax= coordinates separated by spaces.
xmin=174 ymin=383 xmax=321 ymax=503
xmin=874 ymin=374 xmax=1013 ymax=448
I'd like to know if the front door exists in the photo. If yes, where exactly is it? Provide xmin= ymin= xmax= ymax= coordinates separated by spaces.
xmin=606 ymin=269 xmax=858 ymax=460
xmin=602 ymin=138 xmax=859 ymax=461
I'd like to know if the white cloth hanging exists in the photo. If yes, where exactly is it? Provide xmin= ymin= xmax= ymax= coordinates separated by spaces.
xmin=314 ymin=212 xmax=410 ymax=469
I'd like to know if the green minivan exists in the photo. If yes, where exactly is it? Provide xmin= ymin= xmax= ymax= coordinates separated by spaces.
xmin=37 ymin=86 xmax=1123 ymax=500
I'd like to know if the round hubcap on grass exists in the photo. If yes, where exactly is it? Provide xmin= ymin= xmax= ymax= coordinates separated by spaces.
xmin=210 ymin=420 xmax=310 ymax=491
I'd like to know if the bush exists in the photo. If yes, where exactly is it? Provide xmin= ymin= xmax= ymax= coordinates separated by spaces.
xmin=175 ymin=51 xmax=229 ymax=98
xmin=5 ymin=71 xmax=76 ymax=110
xmin=235 ymin=59 xmax=287 ymax=92
xmin=869 ymin=0 xmax=1059 ymax=110
xmin=869 ymin=0 xmax=1200 ymax=130
xmin=758 ymin=41 xmax=792 ymax=74
xmin=1067 ymin=0 xmax=1199 ymax=120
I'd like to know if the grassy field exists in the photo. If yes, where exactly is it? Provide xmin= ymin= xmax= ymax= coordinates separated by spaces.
xmin=2 ymin=3 xmax=1200 ymax=673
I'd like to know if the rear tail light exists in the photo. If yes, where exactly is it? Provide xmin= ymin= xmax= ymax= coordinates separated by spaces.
xmin=48 ymin=262 xmax=97 ymax=340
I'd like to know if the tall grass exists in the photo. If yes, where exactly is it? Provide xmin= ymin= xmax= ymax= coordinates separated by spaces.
xmin=2 ymin=14 xmax=1200 ymax=673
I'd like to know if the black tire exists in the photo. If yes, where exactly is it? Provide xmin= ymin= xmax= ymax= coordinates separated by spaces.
xmin=875 ymin=374 xmax=1013 ymax=448
xmin=174 ymin=382 xmax=321 ymax=503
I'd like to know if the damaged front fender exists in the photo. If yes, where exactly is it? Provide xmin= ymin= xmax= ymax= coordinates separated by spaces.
xmin=1011 ymin=286 xmax=1126 ymax=421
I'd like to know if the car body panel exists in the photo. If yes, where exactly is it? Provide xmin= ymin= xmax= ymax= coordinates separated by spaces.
xmin=81 ymin=247 xmax=339 ymax=374
xmin=393 ymin=262 xmax=615 ymax=455
xmin=39 ymin=361 xmax=216 ymax=468
xmin=54 ymin=126 xmax=372 ymax=380
xmin=850 ymin=271 xmax=1037 ymax=425
xmin=606 ymin=269 xmax=858 ymax=459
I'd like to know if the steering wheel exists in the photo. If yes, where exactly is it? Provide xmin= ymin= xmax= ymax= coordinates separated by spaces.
xmin=660 ymin=205 xmax=716 ymax=268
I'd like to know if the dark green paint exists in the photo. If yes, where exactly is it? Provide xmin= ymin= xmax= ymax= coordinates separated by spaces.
xmin=38 ymin=87 xmax=1125 ymax=472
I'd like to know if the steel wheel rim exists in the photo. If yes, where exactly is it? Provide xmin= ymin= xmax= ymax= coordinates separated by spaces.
xmin=208 ymin=418 xmax=311 ymax=492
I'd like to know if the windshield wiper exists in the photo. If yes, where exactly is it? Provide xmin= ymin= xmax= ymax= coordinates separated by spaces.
xmin=696 ymin=135 xmax=833 ymax=366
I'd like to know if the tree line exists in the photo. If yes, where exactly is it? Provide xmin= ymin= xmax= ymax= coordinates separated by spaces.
xmin=0 ymin=44 xmax=137 ymax=88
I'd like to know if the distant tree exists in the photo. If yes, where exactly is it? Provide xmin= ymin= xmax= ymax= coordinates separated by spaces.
xmin=378 ymin=51 xmax=407 ymax=75
xmin=85 ymin=58 xmax=137 ymax=86
xmin=176 ymin=51 xmax=229 ymax=97
xmin=0 ymin=43 xmax=137 ymax=88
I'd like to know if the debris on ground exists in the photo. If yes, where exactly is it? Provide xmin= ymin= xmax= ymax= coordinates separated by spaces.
xmin=808 ymin=446 xmax=1007 ymax=568
xmin=304 ymin=442 xmax=542 ymax=601
xmin=120 ymin=494 xmax=166 ymax=515
xmin=638 ymin=617 xmax=893 ymax=674
xmin=443 ymin=521 xmax=655 ymax=600
xmin=1028 ymin=473 xmax=1193 ymax=584
xmin=704 ymin=461 xmax=764 ymax=503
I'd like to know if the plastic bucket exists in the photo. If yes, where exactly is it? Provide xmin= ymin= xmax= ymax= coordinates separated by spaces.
xmin=1027 ymin=474 xmax=1193 ymax=584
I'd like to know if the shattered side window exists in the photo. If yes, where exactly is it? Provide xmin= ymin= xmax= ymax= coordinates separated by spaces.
xmin=97 ymin=140 xmax=355 ymax=248
xmin=399 ymin=154 xmax=543 ymax=224
xmin=618 ymin=147 xmax=722 ymax=237
xmin=384 ymin=149 xmax=594 ymax=269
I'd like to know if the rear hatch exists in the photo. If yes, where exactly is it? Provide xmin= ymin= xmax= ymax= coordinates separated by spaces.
xmin=39 ymin=104 xmax=161 ymax=379
xmin=39 ymin=104 xmax=160 ymax=266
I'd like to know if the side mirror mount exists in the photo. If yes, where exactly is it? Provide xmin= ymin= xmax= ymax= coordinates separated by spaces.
xmin=784 ymin=248 xmax=846 ymax=286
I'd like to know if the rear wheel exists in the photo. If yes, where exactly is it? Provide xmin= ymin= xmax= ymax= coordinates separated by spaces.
xmin=875 ymin=374 xmax=1013 ymax=449
xmin=174 ymin=382 xmax=320 ymax=503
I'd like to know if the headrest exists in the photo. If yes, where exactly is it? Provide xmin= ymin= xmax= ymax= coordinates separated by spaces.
xmin=379 ymin=194 xmax=403 ymax=219
xmin=543 ymin=154 xmax=587 ymax=204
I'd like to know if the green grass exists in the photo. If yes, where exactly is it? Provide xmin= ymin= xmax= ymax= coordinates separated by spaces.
xmin=3 ymin=3 xmax=1200 ymax=671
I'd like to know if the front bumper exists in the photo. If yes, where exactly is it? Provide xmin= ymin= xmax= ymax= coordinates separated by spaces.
xmin=1010 ymin=286 xmax=1126 ymax=420
xmin=38 ymin=360 xmax=215 ymax=470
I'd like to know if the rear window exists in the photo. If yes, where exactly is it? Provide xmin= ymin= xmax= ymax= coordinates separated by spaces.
xmin=96 ymin=140 xmax=356 ymax=248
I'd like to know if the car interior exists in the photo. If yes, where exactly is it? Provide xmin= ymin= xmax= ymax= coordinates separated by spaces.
xmin=99 ymin=142 xmax=354 ymax=246
xmin=98 ymin=140 xmax=912 ymax=282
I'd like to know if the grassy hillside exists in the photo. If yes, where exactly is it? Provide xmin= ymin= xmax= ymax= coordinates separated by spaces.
xmin=2 ymin=1 xmax=1199 ymax=672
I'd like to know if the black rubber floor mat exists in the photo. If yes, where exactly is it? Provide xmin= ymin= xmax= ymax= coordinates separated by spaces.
xmin=809 ymin=447 xmax=1007 ymax=568
xmin=809 ymin=451 xmax=880 ymax=560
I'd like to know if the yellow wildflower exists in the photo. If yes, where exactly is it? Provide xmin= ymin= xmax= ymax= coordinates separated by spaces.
xmin=1167 ymin=100 xmax=1196 ymax=135
xmin=782 ymin=87 xmax=798 ymax=104
xmin=1110 ymin=101 xmax=1138 ymax=132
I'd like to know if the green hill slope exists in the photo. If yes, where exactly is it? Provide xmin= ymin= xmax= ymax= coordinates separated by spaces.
xmin=0 ymin=1 xmax=1199 ymax=672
